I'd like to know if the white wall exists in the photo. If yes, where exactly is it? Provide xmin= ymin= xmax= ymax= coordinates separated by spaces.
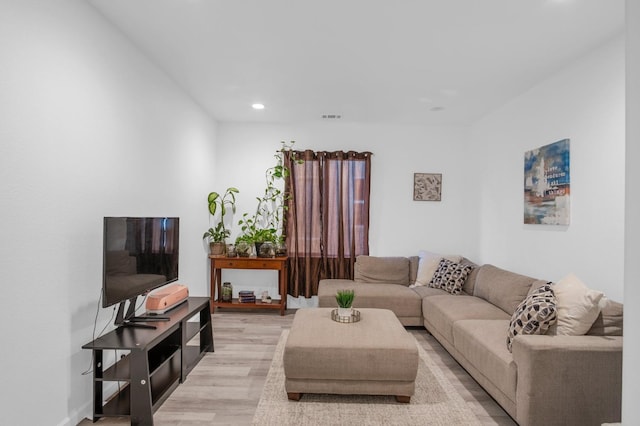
xmin=0 ymin=1 xmax=217 ymax=425
xmin=623 ymin=0 xmax=640 ymax=422
xmin=470 ymin=36 xmax=626 ymax=301
xmin=214 ymin=122 xmax=478 ymax=298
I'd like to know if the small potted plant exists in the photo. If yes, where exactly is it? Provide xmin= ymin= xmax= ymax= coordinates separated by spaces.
xmin=203 ymin=187 xmax=239 ymax=255
xmin=237 ymin=212 xmax=278 ymax=257
xmin=203 ymin=222 xmax=230 ymax=256
xmin=235 ymin=234 xmax=253 ymax=257
xmin=335 ymin=289 xmax=355 ymax=318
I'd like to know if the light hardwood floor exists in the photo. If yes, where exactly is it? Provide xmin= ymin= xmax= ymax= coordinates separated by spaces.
xmin=79 ymin=309 xmax=516 ymax=425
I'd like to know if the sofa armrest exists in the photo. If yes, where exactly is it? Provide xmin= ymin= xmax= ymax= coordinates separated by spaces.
xmin=512 ymin=335 xmax=622 ymax=426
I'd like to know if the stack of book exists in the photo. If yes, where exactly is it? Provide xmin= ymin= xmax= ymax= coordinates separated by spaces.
xmin=238 ymin=290 xmax=256 ymax=303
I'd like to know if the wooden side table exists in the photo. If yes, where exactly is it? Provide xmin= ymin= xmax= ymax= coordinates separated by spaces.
xmin=209 ymin=256 xmax=288 ymax=315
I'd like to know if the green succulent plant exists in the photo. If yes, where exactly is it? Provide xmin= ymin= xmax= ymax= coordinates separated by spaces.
xmin=335 ymin=289 xmax=355 ymax=308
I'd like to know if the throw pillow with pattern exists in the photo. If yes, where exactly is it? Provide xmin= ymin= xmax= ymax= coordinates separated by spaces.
xmin=428 ymin=258 xmax=474 ymax=295
xmin=507 ymin=283 xmax=557 ymax=352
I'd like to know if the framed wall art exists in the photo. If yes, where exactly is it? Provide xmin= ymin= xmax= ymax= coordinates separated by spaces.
xmin=413 ymin=173 xmax=442 ymax=201
xmin=524 ymin=139 xmax=570 ymax=225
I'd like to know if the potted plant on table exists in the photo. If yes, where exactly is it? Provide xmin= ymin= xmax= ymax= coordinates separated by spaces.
xmin=203 ymin=187 xmax=239 ymax=256
xmin=236 ymin=141 xmax=301 ymax=258
xmin=237 ymin=212 xmax=278 ymax=257
xmin=234 ymin=234 xmax=253 ymax=257
xmin=203 ymin=222 xmax=230 ymax=256
xmin=336 ymin=289 xmax=355 ymax=318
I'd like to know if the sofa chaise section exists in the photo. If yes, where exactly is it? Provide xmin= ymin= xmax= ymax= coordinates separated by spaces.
xmin=318 ymin=256 xmax=423 ymax=326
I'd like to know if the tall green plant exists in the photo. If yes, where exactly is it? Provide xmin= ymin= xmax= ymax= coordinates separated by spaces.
xmin=203 ymin=187 xmax=239 ymax=243
xmin=237 ymin=141 xmax=301 ymax=244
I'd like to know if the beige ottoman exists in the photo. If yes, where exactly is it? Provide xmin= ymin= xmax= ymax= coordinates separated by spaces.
xmin=283 ymin=308 xmax=419 ymax=403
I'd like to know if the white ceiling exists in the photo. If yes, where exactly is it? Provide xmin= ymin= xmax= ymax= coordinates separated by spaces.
xmin=88 ymin=0 xmax=624 ymax=125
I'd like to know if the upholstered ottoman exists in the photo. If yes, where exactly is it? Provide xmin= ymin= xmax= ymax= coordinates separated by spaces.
xmin=283 ymin=308 xmax=419 ymax=403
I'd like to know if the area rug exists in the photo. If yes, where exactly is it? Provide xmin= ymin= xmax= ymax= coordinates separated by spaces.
xmin=252 ymin=330 xmax=481 ymax=426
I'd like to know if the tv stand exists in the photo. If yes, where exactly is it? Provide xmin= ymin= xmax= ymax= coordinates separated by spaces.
xmin=83 ymin=297 xmax=213 ymax=425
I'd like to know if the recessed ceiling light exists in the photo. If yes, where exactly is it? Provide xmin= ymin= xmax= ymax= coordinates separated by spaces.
xmin=252 ymin=103 xmax=265 ymax=110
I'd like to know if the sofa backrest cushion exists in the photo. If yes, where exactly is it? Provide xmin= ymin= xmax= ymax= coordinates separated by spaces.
xmin=473 ymin=264 xmax=537 ymax=315
xmin=354 ymin=256 xmax=410 ymax=285
xmin=408 ymin=256 xmax=419 ymax=284
xmin=460 ymin=258 xmax=479 ymax=295
xmin=587 ymin=298 xmax=623 ymax=336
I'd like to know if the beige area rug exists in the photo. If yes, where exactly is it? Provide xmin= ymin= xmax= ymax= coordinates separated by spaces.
xmin=252 ymin=330 xmax=481 ymax=426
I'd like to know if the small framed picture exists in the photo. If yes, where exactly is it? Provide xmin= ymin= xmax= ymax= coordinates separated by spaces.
xmin=413 ymin=173 xmax=442 ymax=201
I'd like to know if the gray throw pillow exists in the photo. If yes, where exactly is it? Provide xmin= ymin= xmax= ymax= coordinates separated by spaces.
xmin=507 ymin=283 xmax=557 ymax=352
xmin=428 ymin=258 xmax=474 ymax=295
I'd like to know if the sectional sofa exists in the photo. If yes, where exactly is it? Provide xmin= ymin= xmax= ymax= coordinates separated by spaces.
xmin=318 ymin=255 xmax=623 ymax=426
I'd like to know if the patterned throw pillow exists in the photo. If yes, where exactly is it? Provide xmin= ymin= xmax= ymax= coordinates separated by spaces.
xmin=506 ymin=283 xmax=557 ymax=352
xmin=428 ymin=258 xmax=474 ymax=295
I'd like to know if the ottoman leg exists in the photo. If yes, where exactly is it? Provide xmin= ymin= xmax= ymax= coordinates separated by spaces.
xmin=395 ymin=395 xmax=411 ymax=403
xmin=287 ymin=392 xmax=302 ymax=401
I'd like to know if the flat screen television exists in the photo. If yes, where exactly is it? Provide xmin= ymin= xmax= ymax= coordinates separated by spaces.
xmin=103 ymin=217 xmax=179 ymax=328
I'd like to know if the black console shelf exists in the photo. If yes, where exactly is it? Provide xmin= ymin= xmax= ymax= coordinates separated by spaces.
xmin=83 ymin=297 xmax=213 ymax=426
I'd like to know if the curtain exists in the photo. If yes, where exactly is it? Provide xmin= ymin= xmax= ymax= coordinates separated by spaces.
xmin=284 ymin=150 xmax=372 ymax=297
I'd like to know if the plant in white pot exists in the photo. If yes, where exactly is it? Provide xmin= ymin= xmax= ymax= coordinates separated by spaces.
xmin=335 ymin=289 xmax=355 ymax=318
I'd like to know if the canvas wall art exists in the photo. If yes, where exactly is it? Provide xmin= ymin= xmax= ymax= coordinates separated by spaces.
xmin=413 ymin=173 xmax=442 ymax=201
xmin=524 ymin=139 xmax=570 ymax=225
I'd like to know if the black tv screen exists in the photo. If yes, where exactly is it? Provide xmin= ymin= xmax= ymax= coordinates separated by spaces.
xmin=102 ymin=217 xmax=179 ymax=308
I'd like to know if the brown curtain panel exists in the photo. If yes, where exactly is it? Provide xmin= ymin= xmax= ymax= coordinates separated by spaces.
xmin=284 ymin=150 xmax=371 ymax=297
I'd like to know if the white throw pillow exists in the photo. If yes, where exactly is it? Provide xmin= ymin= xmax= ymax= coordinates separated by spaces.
xmin=548 ymin=273 xmax=604 ymax=336
xmin=414 ymin=250 xmax=462 ymax=286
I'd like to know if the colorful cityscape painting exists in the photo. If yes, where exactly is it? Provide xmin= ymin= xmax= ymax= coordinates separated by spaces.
xmin=524 ymin=139 xmax=570 ymax=225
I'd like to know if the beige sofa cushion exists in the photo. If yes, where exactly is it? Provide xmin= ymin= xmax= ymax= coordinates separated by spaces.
xmin=461 ymin=258 xmax=480 ymax=295
xmin=453 ymin=319 xmax=517 ymax=403
xmin=354 ymin=256 xmax=411 ymax=285
xmin=412 ymin=285 xmax=449 ymax=298
xmin=587 ymin=298 xmax=623 ymax=336
xmin=547 ymin=273 xmax=604 ymax=336
xmin=408 ymin=256 xmax=419 ymax=284
xmin=473 ymin=264 xmax=537 ymax=315
xmin=318 ymin=280 xmax=422 ymax=321
xmin=422 ymin=294 xmax=510 ymax=345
